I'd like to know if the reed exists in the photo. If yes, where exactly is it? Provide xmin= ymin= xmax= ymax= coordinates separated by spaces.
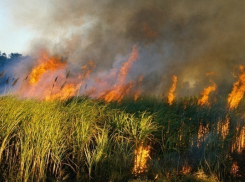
xmin=0 ymin=95 xmax=245 ymax=181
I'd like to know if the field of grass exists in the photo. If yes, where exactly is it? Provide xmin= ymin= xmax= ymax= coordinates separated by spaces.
xmin=0 ymin=95 xmax=245 ymax=181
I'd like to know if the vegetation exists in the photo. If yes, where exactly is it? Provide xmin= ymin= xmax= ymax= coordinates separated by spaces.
xmin=0 ymin=95 xmax=245 ymax=181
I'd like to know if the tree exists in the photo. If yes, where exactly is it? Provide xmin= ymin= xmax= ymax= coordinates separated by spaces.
xmin=9 ymin=53 xmax=22 ymax=59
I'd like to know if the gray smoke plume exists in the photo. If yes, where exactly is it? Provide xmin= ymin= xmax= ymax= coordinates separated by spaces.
xmin=4 ymin=0 xmax=245 ymax=97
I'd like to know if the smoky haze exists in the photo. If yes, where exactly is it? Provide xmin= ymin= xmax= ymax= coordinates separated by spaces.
xmin=5 ymin=0 xmax=245 ymax=97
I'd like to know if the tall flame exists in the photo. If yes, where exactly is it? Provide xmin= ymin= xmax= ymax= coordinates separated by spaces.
xmin=29 ymin=51 xmax=66 ymax=85
xmin=117 ymin=45 xmax=139 ymax=84
xmin=132 ymin=144 xmax=150 ymax=176
xmin=23 ymin=51 xmax=97 ymax=101
xmin=99 ymin=45 xmax=139 ymax=102
xmin=167 ymin=75 xmax=177 ymax=105
xmin=217 ymin=116 xmax=230 ymax=139
xmin=197 ymin=123 xmax=209 ymax=148
xmin=228 ymin=65 xmax=245 ymax=109
xmin=231 ymin=126 xmax=245 ymax=153
xmin=15 ymin=46 xmax=143 ymax=102
xmin=45 ymin=61 xmax=95 ymax=101
xmin=198 ymin=80 xmax=217 ymax=106
xmin=134 ymin=75 xmax=144 ymax=101
xmin=81 ymin=61 xmax=96 ymax=80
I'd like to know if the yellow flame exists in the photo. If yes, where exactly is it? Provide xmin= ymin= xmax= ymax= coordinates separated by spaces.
xmin=26 ymin=51 xmax=96 ymax=101
xmin=20 ymin=46 xmax=143 ymax=101
xmin=132 ymin=144 xmax=150 ymax=176
xmin=99 ymin=45 xmax=139 ymax=102
xmin=217 ymin=116 xmax=230 ymax=139
xmin=168 ymin=75 xmax=177 ymax=105
xmin=197 ymin=123 xmax=209 ymax=148
xmin=231 ymin=126 xmax=245 ymax=153
xmin=29 ymin=51 xmax=66 ymax=85
xmin=228 ymin=65 xmax=245 ymax=109
xmin=198 ymin=80 xmax=217 ymax=106
xmin=45 ymin=84 xmax=78 ymax=101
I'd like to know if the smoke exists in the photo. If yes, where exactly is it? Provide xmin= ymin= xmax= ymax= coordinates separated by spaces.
xmin=4 ymin=0 xmax=245 ymax=97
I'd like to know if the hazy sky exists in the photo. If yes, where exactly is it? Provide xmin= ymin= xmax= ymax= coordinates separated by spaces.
xmin=0 ymin=0 xmax=35 ymax=55
xmin=1 ymin=0 xmax=245 ymax=96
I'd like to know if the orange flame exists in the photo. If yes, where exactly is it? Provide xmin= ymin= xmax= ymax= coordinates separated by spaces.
xmin=29 ymin=51 xmax=66 ymax=85
xmin=81 ymin=61 xmax=96 ymax=79
xmin=228 ymin=65 xmax=245 ymax=109
xmin=231 ymin=126 xmax=245 ymax=153
xmin=181 ymin=164 xmax=192 ymax=175
xmin=198 ymin=80 xmax=217 ymax=106
xmin=231 ymin=161 xmax=239 ymax=177
xmin=45 ymin=61 xmax=95 ymax=101
xmin=205 ymin=71 xmax=215 ymax=76
xmin=197 ymin=123 xmax=209 ymax=148
xmin=134 ymin=75 xmax=144 ymax=101
xmin=132 ymin=144 xmax=150 ymax=176
xmin=217 ymin=116 xmax=230 ymax=139
xmin=117 ymin=46 xmax=139 ymax=84
xmin=45 ymin=84 xmax=78 ymax=101
xmin=143 ymin=23 xmax=158 ymax=39
xmin=168 ymin=75 xmax=177 ymax=105
xmin=18 ymin=46 xmax=142 ymax=101
xmin=23 ymin=50 xmax=97 ymax=101
xmin=99 ymin=45 xmax=139 ymax=102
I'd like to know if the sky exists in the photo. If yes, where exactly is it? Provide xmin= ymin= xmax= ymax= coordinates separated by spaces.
xmin=1 ymin=0 xmax=245 ymax=97
xmin=0 ymin=1 xmax=35 ymax=55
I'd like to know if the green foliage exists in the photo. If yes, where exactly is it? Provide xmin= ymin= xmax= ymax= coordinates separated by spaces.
xmin=0 ymin=96 xmax=245 ymax=181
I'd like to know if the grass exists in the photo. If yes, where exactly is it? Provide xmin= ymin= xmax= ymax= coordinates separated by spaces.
xmin=0 ymin=95 xmax=245 ymax=181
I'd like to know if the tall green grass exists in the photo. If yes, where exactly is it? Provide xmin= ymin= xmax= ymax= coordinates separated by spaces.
xmin=0 ymin=96 xmax=245 ymax=181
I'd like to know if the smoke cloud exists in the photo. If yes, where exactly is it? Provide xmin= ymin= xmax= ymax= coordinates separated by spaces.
xmin=4 ymin=0 xmax=245 ymax=97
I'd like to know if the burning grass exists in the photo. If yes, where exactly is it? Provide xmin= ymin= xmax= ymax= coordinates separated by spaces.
xmin=1 ymin=95 xmax=245 ymax=181
xmin=167 ymin=75 xmax=177 ymax=105
xmin=13 ymin=46 xmax=142 ymax=103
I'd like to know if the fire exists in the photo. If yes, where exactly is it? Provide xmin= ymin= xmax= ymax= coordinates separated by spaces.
xmin=99 ymin=45 xmax=139 ymax=102
xmin=45 ymin=83 xmax=78 ymax=101
xmin=45 ymin=61 xmax=95 ymax=101
xmin=117 ymin=46 xmax=139 ymax=84
xmin=81 ymin=61 xmax=96 ymax=79
xmin=22 ymin=50 xmax=97 ymax=101
xmin=197 ymin=123 xmax=209 ymax=148
xmin=181 ymin=164 xmax=191 ymax=174
xmin=198 ymin=80 xmax=217 ymax=106
xmin=143 ymin=23 xmax=158 ymax=39
xmin=14 ymin=46 xmax=143 ymax=102
xmin=167 ymin=75 xmax=177 ymax=105
xmin=217 ymin=116 xmax=230 ymax=139
xmin=132 ymin=144 xmax=150 ymax=176
xmin=134 ymin=75 xmax=144 ymax=101
xmin=231 ymin=126 xmax=245 ymax=153
xmin=29 ymin=51 xmax=66 ymax=85
xmin=205 ymin=71 xmax=215 ymax=76
xmin=231 ymin=161 xmax=239 ymax=177
xmin=99 ymin=83 xmax=134 ymax=102
xmin=228 ymin=65 xmax=245 ymax=109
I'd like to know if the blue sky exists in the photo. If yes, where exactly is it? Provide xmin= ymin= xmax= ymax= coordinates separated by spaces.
xmin=0 ymin=1 xmax=35 ymax=55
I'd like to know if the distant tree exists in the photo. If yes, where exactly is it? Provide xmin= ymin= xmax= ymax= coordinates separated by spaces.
xmin=9 ymin=53 xmax=22 ymax=59
xmin=2 ymin=53 xmax=6 ymax=57
xmin=0 ymin=52 xmax=7 ymax=67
